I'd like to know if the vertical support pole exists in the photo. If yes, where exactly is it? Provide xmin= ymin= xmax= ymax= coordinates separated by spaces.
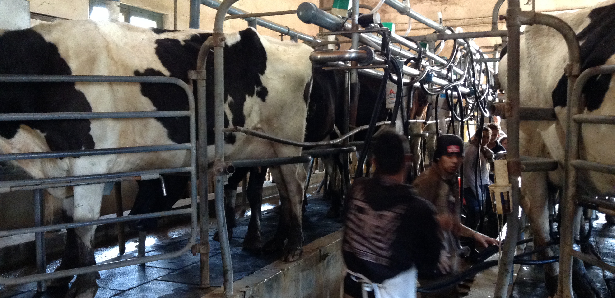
xmin=348 ymin=0 xmax=360 ymax=128
xmin=196 ymin=67 xmax=211 ymax=288
xmin=189 ymin=0 xmax=200 ymax=29
xmin=494 ymin=1 xmax=521 ymax=297
xmin=114 ymin=182 xmax=125 ymax=255
xmin=213 ymin=2 xmax=239 ymax=296
xmin=174 ymin=0 xmax=178 ymax=30
xmin=34 ymin=189 xmax=46 ymax=293
xmin=138 ymin=231 xmax=146 ymax=262
xmin=342 ymin=70 xmax=352 ymax=193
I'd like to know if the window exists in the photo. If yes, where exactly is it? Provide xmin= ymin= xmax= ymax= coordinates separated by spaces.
xmin=89 ymin=0 xmax=162 ymax=29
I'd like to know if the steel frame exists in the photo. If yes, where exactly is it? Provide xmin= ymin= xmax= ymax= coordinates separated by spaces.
xmin=0 ymin=75 xmax=200 ymax=288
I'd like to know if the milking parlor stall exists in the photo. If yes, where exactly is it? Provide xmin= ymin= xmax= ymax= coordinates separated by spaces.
xmin=2 ymin=0 xmax=615 ymax=297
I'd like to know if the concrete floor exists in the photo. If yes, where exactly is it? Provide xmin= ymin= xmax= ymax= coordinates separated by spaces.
xmin=2 ymin=196 xmax=615 ymax=297
xmin=0 ymin=193 xmax=343 ymax=298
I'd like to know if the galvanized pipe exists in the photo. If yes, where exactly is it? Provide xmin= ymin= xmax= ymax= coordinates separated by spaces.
xmin=0 ymin=208 xmax=192 ymax=238
xmin=520 ymin=156 xmax=559 ymax=172
xmin=229 ymin=156 xmax=311 ymax=168
xmin=195 ymin=37 xmax=216 ymax=288
xmin=213 ymin=1 xmax=236 ymax=296
xmin=34 ymin=189 xmax=46 ymax=292
xmin=225 ymin=9 xmax=297 ymax=20
xmin=296 ymin=3 xmax=467 ymax=77
xmin=515 ymin=11 xmax=581 ymax=298
xmin=0 ymin=167 xmax=192 ymax=193
xmin=190 ymin=0 xmax=200 ymax=28
xmin=0 ymin=73 xmax=200 ymax=288
xmin=0 ymin=110 xmax=190 ymax=121
xmin=0 ymin=144 xmax=191 ymax=162
xmin=302 ymin=146 xmax=356 ymax=157
xmin=114 ymin=182 xmax=126 ymax=256
xmin=494 ymin=0 xmax=521 ymax=296
xmin=410 ymin=30 xmax=508 ymax=42
xmin=492 ymin=0 xmax=506 ymax=31
xmin=203 ymin=0 xmax=317 ymax=43
xmin=0 ymin=231 xmax=194 ymax=285
xmin=310 ymin=49 xmax=372 ymax=64
xmin=326 ymin=58 xmax=472 ymax=94
xmin=349 ymin=0 xmax=361 ymax=128
xmin=573 ymin=114 xmax=615 ymax=124
xmin=571 ymin=158 xmax=615 ymax=174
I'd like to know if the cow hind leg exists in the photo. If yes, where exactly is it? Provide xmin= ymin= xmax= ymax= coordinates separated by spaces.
xmin=520 ymin=172 xmax=558 ymax=296
xmin=243 ymin=167 xmax=266 ymax=251
xmin=263 ymin=164 xmax=305 ymax=262
xmin=60 ymin=184 xmax=104 ymax=298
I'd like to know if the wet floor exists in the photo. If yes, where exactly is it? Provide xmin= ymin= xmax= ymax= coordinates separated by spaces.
xmin=3 ymin=197 xmax=615 ymax=297
xmin=0 ymin=194 xmax=343 ymax=298
xmin=511 ymin=213 xmax=615 ymax=298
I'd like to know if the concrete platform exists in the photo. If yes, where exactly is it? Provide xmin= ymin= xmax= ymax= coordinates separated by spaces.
xmin=0 ymin=189 xmax=344 ymax=298
xmin=3 ymin=187 xmax=615 ymax=297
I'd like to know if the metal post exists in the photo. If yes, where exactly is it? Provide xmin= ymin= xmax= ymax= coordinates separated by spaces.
xmin=34 ymin=189 xmax=46 ymax=293
xmin=517 ymin=11 xmax=581 ymax=298
xmin=138 ymin=231 xmax=146 ymax=261
xmin=213 ymin=1 xmax=238 ymax=296
xmin=190 ymin=0 xmax=200 ymax=29
xmin=114 ymin=182 xmax=125 ymax=255
xmin=197 ymin=69 xmax=211 ymax=288
xmin=349 ymin=0 xmax=360 ymax=128
xmin=494 ymin=0 xmax=520 ymax=297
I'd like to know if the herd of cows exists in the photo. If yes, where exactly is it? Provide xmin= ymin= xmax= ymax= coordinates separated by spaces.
xmin=1 ymin=0 xmax=615 ymax=297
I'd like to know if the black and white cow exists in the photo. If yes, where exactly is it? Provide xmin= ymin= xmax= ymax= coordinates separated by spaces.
xmin=499 ymin=1 xmax=615 ymax=295
xmin=0 ymin=20 xmax=313 ymax=297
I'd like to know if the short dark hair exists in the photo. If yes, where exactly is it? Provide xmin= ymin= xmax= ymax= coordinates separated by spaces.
xmin=371 ymin=127 xmax=409 ymax=175
xmin=487 ymin=123 xmax=500 ymax=132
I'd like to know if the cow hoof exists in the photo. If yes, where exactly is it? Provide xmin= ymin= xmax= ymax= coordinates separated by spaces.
xmin=48 ymin=275 xmax=74 ymax=289
xmin=545 ymin=272 xmax=558 ymax=297
xmin=213 ymin=229 xmax=233 ymax=242
xmin=262 ymin=237 xmax=285 ymax=254
xmin=242 ymin=236 xmax=263 ymax=252
xmin=65 ymin=274 xmax=99 ymax=298
xmin=326 ymin=207 xmax=341 ymax=218
xmin=65 ymin=286 xmax=98 ymax=298
xmin=283 ymin=246 xmax=303 ymax=262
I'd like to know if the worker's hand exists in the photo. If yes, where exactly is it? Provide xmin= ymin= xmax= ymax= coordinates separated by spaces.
xmin=481 ymin=146 xmax=495 ymax=161
xmin=473 ymin=232 xmax=500 ymax=248
xmin=437 ymin=250 xmax=452 ymax=274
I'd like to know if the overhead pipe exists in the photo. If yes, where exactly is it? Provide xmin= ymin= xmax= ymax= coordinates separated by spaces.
xmin=201 ymin=0 xmax=317 ymax=43
xmin=189 ymin=0 xmax=200 ymax=29
xmin=410 ymin=30 xmax=509 ymax=42
xmin=297 ymin=3 xmax=467 ymax=78
xmin=309 ymin=47 xmax=374 ymax=64
xmin=225 ymin=9 xmax=297 ymax=20
xmin=383 ymin=0 xmax=480 ymax=51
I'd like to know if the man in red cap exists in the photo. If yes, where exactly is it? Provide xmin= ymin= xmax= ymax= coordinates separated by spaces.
xmin=413 ymin=134 xmax=498 ymax=298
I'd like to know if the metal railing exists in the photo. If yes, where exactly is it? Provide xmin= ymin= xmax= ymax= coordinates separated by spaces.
xmin=559 ymin=65 xmax=615 ymax=298
xmin=0 ymin=74 xmax=200 ymax=287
